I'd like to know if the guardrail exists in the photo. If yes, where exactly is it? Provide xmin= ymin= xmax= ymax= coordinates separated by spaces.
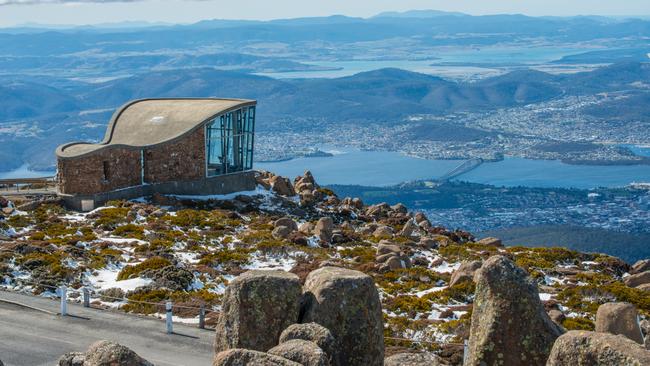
xmin=0 ymin=177 xmax=55 ymax=185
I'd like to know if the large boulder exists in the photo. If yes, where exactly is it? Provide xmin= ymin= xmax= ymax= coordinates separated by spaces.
xmin=270 ymin=175 xmax=296 ymax=197
xmin=59 ymin=340 xmax=153 ymax=366
xmin=546 ymin=330 xmax=650 ymax=365
xmin=383 ymin=352 xmax=445 ymax=366
xmin=314 ymin=217 xmax=334 ymax=244
xmin=268 ymin=339 xmax=329 ymax=366
xmin=448 ymin=260 xmax=482 ymax=287
xmin=279 ymin=323 xmax=337 ymax=364
xmin=213 ymin=349 xmax=301 ymax=366
xmin=214 ymin=270 xmax=302 ymax=353
xmin=466 ymin=256 xmax=563 ymax=366
xmin=624 ymin=271 xmax=650 ymax=288
xmin=141 ymin=265 xmax=193 ymax=291
xmin=595 ymin=302 xmax=644 ymax=344
xmin=631 ymin=259 xmax=650 ymax=274
xmin=302 ymin=267 xmax=384 ymax=366
xmin=476 ymin=237 xmax=503 ymax=247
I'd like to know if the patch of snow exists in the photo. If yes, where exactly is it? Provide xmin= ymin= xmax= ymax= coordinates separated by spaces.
xmin=415 ymin=286 xmax=447 ymax=297
xmin=88 ymin=268 xmax=152 ymax=292
xmin=452 ymin=310 xmax=467 ymax=319
xmin=243 ymin=253 xmax=296 ymax=271
xmin=173 ymin=185 xmax=273 ymax=201
xmin=307 ymin=236 xmax=320 ymax=248
xmin=98 ymin=237 xmax=148 ymax=245
xmin=539 ymin=293 xmax=552 ymax=301
xmin=431 ymin=260 xmax=459 ymax=273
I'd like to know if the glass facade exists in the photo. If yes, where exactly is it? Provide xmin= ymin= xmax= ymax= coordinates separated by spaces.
xmin=206 ymin=106 xmax=255 ymax=176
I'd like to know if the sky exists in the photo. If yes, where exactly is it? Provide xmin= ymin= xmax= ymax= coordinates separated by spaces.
xmin=0 ymin=0 xmax=649 ymax=27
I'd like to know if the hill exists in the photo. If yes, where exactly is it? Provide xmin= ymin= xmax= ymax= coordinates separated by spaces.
xmin=478 ymin=225 xmax=650 ymax=263
xmin=1 ymin=171 xmax=649 ymax=365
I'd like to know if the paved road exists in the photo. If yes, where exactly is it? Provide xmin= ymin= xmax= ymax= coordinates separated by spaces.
xmin=0 ymin=290 xmax=214 ymax=366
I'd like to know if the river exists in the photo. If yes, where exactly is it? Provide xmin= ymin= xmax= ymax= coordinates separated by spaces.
xmin=256 ymin=148 xmax=650 ymax=189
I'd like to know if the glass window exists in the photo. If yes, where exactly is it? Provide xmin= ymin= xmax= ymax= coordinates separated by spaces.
xmin=206 ymin=106 xmax=255 ymax=176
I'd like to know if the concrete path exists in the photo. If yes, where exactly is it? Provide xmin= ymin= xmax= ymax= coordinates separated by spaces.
xmin=0 ymin=290 xmax=214 ymax=366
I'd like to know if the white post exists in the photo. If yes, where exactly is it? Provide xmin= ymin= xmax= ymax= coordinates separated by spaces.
xmin=199 ymin=305 xmax=205 ymax=329
xmin=463 ymin=339 xmax=469 ymax=364
xmin=60 ymin=285 xmax=67 ymax=316
xmin=83 ymin=288 xmax=90 ymax=308
xmin=166 ymin=301 xmax=173 ymax=334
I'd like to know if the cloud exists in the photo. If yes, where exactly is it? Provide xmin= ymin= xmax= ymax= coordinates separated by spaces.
xmin=0 ymin=0 xmax=142 ymax=5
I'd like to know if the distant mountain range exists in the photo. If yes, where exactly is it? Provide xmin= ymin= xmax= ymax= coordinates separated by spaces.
xmin=2 ymin=61 xmax=646 ymax=121
xmin=0 ymin=61 xmax=649 ymax=171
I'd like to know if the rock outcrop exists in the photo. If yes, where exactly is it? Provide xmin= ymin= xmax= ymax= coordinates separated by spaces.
xmin=546 ymin=330 xmax=650 ymax=365
xmin=279 ymin=323 xmax=337 ymax=365
xmin=214 ymin=270 xmax=302 ymax=353
xmin=466 ymin=255 xmax=563 ymax=366
xmin=631 ymin=259 xmax=650 ymax=275
xmin=314 ymin=217 xmax=334 ymax=244
xmin=383 ymin=352 xmax=445 ymax=366
xmin=448 ymin=260 xmax=482 ymax=287
xmin=476 ymin=237 xmax=503 ymax=247
xmin=213 ymin=349 xmax=301 ymax=366
xmin=595 ymin=302 xmax=645 ymax=344
xmin=58 ymin=341 xmax=152 ymax=366
xmin=624 ymin=271 xmax=650 ymax=288
xmin=301 ymin=266 xmax=384 ymax=366
xmin=268 ymin=339 xmax=329 ymax=366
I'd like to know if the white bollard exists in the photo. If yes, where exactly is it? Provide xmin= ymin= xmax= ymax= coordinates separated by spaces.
xmin=199 ymin=305 xmax=205 ymax=329
xmin=463 ymin=339 xmax=469 ymax=364
xmin=166 ymin=301 xmax=173 ymax=334
xmin=60 ymin=285 xmax=67 ymax=316
xmin=83 ymin=288 xmax=90 ymax=308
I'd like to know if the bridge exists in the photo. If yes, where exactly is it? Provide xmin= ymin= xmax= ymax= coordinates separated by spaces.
xmin=437 ymin=158 xmax=483 ymax=182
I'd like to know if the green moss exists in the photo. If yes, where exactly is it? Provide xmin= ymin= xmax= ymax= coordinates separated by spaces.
xmin=240 ymin=230 xmax=274 ymax=244
xmin=164 ymin=209 xmax=209 ymax=228
xmin=377 ymin=268 xmax=448 ymax=295
xmin=562 ymin=316 xmax=595 ymax=331
xmin=94 ymin=207 xmax=130 ymax=229
xmin=385 ymin=294 xmax=431 ymax=313
xmin=122 ymin=288 xmax=170 ymax=314
xmin=438 ymin=244 xmax=478 ymax=262
xmin=117 ymin=256 xmax=171 ymax=281
xmin=423 ymin=282 xmax=476 ymax=304
xmin=338 ymin=246 xmax=375 ymax=263
xmin=198 ymin=248 xmax=252 ymax=266
xmin=30 ymin=231 xmax=46 ymax=240
xmin=509 ymin=246 xmax=581 ymax=270
xmin=557 ymin=280 xmax=650 ymax=316
xmin=112 ymin=224 xmax=145 ymax=240
xmin=7 ymin=214 xmax=32 ymax=228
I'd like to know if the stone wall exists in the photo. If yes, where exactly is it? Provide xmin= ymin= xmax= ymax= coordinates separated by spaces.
xmin=143 ymin=128 xmax=205 ymax=184
xmin=57 ymin=127 xmax=207 ymax=195
xmin=57 ymin=147 xmax=141 ymax=195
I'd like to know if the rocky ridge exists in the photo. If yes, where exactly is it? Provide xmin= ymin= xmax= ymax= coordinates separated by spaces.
xmin=1 ymin=170 xmax=650 ymax=364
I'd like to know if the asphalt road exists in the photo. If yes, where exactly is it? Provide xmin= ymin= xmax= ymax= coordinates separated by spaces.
xmin=0 ymin=290 xmax=214 ymax=366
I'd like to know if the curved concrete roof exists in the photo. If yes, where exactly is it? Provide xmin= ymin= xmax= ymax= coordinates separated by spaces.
xmin=56 ymin=98 xmax=256 ymax=159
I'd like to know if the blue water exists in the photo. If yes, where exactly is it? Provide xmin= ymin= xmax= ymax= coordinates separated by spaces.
xmin=625 ymin=144 xmax=650 ymax=157
xmin=257 ymin=149 xmax=650 ymax=189
xmin=256 ymin=149 xmax=462 ymax=186
xmin=0 ymin=164 xmax=54 ymax=179
xmin=256 ymin=46 xmax=588 ymax=79
xmin=4 ymin=146 xmax=650 ymax=189
xmin=458 ymin=157 xmax=650 ymax=188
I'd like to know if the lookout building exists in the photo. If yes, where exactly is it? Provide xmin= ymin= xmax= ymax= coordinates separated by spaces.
xmin=56 ymin=98 xmax=257 ymax=210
